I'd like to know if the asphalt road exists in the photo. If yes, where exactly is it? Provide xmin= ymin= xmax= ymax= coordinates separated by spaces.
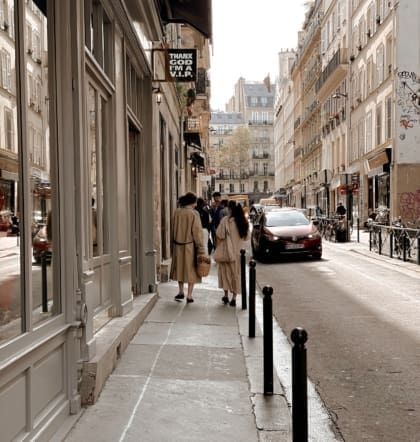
xmin=254 ymin=241 xmax=420 ymax=442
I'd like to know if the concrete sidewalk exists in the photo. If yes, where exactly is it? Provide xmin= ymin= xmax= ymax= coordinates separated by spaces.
xmin=62 ymin=267 xmax=294 ymax=442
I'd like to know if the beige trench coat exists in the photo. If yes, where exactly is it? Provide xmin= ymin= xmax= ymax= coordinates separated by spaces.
xmin=170 ymin=207 xmax=205 ymax=283
xmin=216 ymin=216 xmax=250 ymax=293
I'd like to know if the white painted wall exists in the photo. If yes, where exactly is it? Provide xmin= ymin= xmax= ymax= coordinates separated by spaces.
xmin=395 ymin=0 xmax=420 ymax=164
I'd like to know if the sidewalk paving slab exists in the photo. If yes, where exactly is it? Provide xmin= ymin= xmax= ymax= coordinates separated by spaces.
xmin=63 ymin=267 xmax=292 ymax=442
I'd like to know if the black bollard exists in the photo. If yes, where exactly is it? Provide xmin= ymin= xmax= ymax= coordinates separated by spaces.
xmin=240 ymin=249 xmax=247 ymax=310
xmin=291 ymin=327 xmax=308 ymax=442
xmin=403 ymin=232 xmax=407 ymax=262
xmin=378 ymin=229 xmax=382 ymax=255
xmin=390 ymin=231 xmax=394 ymax=258
xmin=41 ymin=251 xmax=48 ymax=313
xmin=248 ymin=260 xmax=256 ymax=338
xmin=417 ymin=238 xmax=420 ymax=265
xmin=357 ymin=217 xmax=360 ymax=243
xmin=263 ymin=285 xmax=273 ymax=395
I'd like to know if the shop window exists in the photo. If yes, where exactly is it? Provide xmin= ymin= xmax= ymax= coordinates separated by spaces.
xmin=0 ymin=1 xmax=58 ymax=345
xmin=84 ymin=0 xmax=113 ymax=79
xmin=87 ymin=83 xmax=110 ymax=259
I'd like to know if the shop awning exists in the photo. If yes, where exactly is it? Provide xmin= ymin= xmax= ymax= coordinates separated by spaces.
xmin=190 ymin=152 xmax=205 ymax=171
xmin=367 ymin=149 xmax=391 ymax=170
xmin=158 ymin=0 xmax=212 ymax=40
xmin=184 ymin=132 xmax=201 ymax=150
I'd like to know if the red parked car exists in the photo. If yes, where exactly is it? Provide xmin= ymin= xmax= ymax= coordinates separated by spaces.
xmin=251 ymin=208 xmax=322 ymax=261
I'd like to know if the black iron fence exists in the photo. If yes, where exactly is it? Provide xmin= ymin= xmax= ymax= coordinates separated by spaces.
xmin=368 ymin=223 xmax=420 ymax=265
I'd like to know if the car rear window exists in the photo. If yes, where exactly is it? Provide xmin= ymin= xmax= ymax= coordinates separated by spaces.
xmin=266 ymin=211 xmax=310 ymax=227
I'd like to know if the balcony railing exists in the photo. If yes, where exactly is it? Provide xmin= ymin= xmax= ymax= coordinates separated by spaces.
xmin=248 ymin=120 xmax=273 ymax=126
xmin=315 ymin=48 xmax=348 ymax=93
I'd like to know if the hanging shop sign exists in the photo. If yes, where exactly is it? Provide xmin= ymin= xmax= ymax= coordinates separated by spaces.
xmin=167 ymin=49 xmax=197 ymax=81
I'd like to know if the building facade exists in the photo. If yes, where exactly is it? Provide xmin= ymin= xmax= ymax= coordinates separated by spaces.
xmin=275 ymin=0 xmax=420 ymax=223
xmin=210 ymin=78 xmax=276 ymax=202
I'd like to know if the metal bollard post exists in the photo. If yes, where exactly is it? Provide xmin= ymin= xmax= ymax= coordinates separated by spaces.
xmin=390 ymin=232 xmax=394 ymax=258
xmin=403 ymin=233 xmax=407 ymax=262
xmin=263 ymin=285 xmax=273 ymax=395
xmin=357 ymin=217 xmax=360 ymax=243
xmin=378 ymin=229 xmax=382 ymax=255
xmin=369 ymin=229 xmax=372 ymax=251
xmin=41 ymin=251 xmax=48 ymax=313
xmin=248 ymin=260 xmax=256 ymax=338
xmin=291 ymin=327 xmax=308 ymax=442
xmin=417 ymin=238 xmax=420 ymax=265
xmin=240 ymin=249 xmax=247 ymax=310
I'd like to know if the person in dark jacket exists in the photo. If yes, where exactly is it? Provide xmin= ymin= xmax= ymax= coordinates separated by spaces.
xmin=336 ymin=202 xmax=346 ymax=216
xmin=196 ymin=197 xmax=211 ymax=255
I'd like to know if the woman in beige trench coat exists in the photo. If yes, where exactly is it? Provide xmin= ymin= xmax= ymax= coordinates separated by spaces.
xmin=216 ymin=200 xmax=250 ymax=307
xmin=170 ymin=192 xmax=205 ymax=303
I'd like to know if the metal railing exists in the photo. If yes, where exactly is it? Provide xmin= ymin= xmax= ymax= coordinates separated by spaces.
xmin=368 ymin=223 xmax=420 ymax=265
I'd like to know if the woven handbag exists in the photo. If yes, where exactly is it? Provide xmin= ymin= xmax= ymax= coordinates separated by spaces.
xmin=196 ymin=254 xmax=211 ymax=277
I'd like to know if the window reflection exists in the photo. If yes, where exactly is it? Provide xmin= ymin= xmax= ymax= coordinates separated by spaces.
xmin=26 ymin=2 xmax=56 ymax=325
xmin=0 ymin=0 xmax=20 ymax=342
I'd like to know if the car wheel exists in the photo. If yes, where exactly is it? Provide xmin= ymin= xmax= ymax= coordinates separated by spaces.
xmin=312 ymin=253 xmax=322 ymax=260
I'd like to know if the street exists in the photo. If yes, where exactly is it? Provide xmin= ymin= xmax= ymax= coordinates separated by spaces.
xmin=254 ymin=239 xmax=420 ymax=441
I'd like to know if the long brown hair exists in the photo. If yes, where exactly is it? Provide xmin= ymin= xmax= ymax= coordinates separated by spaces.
xmin=228 ymin=200 xmax=249 ymax=239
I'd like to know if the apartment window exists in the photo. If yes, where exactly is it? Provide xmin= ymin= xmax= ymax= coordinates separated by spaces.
xmin=229 ymin=183 xmax=234 ymax=193
xmin=251 ymin=111 xmax=258 ymax=123
xmin=337 ymin=1 xmax=342 ymax=28
xmin=9 ymin=7 xmax=14 ymax=39
xmin=261 ymin=111 xmax=268 ymax=123
xmin=358 ymin=118 xmax=365 ymax=158
xmin=367 ymin=56 xmax=373 ymax=93
xmin=253 ymin=181 xmax=258 ymax=192
xmin=321 ymin=28 xmax=326 ymax=54
xmin=385 ymin=33 xmax=393 ymax=77
xmin=4 ymin=107 xmax=13 ymax=151
xmin=376 ymin=0 xmax=383 ymax=24
xmin=32 ymin=30 xmax=41 ymax=60
xmin=263 ymin=162 xmax=268 ymax=176
xmin=251 ymin=96 xmax=257 ymax=106
xmin=376 ymin=103 xmax=382 ymax=146
xmin=386 ymin=95 xmax=392 ymax=139
xmin=0 ymin=0 xmax=5 ymax=27
xmin=219 ymin=183 xmax=224 ymax=193
xmin=263 ymin=181 xmax=268 ymax=192
xmin=1 ymin=48 xmax=11 ymax=90
xmin=376 ymin=44 xmax=384 ymax=85
xmin=26 ymin=21 xmax=32 ymax=53
xmin=366 ymin=110 xmax=372 ymax=153
xmin=367 ymin=2 xmax=374 ymax=34
xmin=240 ymin=183 xmax=245 ymax=193
xmin=261 ymin=96 xmax=267 ymax=106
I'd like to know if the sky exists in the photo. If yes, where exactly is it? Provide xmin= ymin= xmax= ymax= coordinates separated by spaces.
xmin=210 ymin=0 xmax=308 ymax=111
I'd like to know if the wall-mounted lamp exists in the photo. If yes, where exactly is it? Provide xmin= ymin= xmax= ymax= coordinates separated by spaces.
xmin=332 ymin=92 xmax=348 ymax=99
xmin=152 ymin=86 xmax=162 ymax=105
